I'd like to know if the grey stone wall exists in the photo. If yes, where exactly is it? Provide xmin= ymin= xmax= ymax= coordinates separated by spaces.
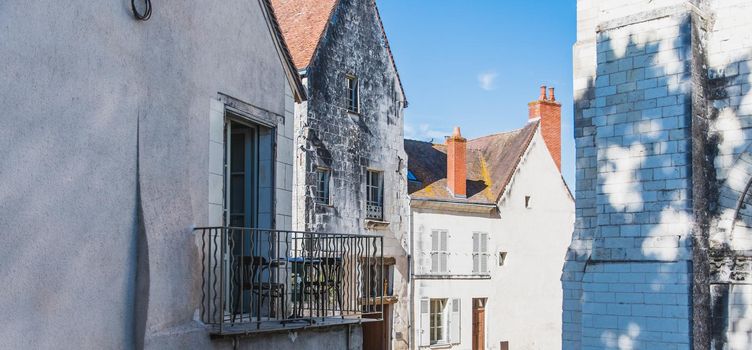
xmin=290 ymin=0 xmax=411 ymax=348
xmin=565 ymin=1 xmax=752 ymax=349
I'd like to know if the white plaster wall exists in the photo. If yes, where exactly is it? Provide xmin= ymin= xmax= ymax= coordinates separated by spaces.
xmin=411 ymin=131 xmax=574 ymax=350
xmin=0 ymin=1 xmax=340 ymax=349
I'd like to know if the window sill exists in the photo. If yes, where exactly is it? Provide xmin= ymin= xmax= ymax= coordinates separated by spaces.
xmin=365 ymin=219 xmax=390 ymax=230
xmin=414 ymin=273 xmax=491 ymax=280
xmin=428 ymin=342 xmax=453 ymax=349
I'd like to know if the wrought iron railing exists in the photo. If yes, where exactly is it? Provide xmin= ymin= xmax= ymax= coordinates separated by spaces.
xmin=196 ymin=227 xmax=384 ymax=334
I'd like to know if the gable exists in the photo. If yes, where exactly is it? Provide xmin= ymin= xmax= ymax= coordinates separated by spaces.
xmin=270 ymin=0 xmax=407 ymax=104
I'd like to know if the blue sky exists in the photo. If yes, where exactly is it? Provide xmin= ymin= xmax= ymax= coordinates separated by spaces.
xmin=378 ymin=0 xmax=578 ymax=188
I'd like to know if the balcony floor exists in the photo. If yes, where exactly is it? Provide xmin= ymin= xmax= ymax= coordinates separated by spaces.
xmin=207 ymin=315 xmax=380 ymax=337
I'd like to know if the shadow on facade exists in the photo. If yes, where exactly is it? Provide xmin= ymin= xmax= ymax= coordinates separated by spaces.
xmin=562 ymin=11 xmax=752 ymax=349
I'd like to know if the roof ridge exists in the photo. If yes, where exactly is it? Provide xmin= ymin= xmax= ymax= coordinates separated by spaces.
xmin=467 ymin=120 xmax=539 ymax=143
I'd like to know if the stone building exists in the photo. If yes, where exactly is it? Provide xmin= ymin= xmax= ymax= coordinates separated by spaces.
xmin=405 ymin=89 xmax=574 ymax=350
xmin=270 ymin=0 xmax=410 ymax=349
xmin=0 ymin=0 xmax=384 ymax=349
xmin=564 ymin=0 xmax=752 ymax=349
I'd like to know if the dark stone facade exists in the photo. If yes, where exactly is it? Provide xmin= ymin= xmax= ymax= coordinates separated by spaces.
xmin=290 ymin=0 xmax=411 ymax=348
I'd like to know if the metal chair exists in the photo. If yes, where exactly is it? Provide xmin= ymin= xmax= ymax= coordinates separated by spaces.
xmin=231 ymin=256 xmax=286 ymax=322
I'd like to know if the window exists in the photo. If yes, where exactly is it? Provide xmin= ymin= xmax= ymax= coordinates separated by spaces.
xmin=362 ymin=258 xmax=395 ymax=298
xmin=366 ymin=170 xmax=383 ymax=220
xmin=525 ymin=195 xmax=532 ymax=209
xmin=430 ymin=299 xmax=447 ymax=345
xmin=473 ymin=232 xmax=490 ymax=273
xmin=315 ymin=168 xmax=331 ymax=205
xmin=420 ymin=298 xmax=460 ymax=346
xmin=346 ymin=75 xmax=359 ymax=113
xmin=431 ymin=230 xmax=448 ymax=273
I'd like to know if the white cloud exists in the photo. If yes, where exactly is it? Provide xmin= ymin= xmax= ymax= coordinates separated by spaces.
xmin=404 ymin=122 xmax=449 ymax=142
xmin=477 ymin=71 xmax=498 ymax=91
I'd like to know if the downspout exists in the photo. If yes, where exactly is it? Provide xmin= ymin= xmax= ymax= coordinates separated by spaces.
xmin=347 ymin=324 xmax=352 ymax=349
xmin=408 ymin=201 xmax=415 ymax=350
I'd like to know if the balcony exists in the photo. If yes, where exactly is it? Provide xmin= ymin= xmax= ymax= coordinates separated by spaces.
xmin=196 ymin=227 xmax=385 ymax=336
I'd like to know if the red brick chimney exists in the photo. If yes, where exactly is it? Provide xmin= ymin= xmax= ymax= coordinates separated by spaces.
xmin=446 ymin=126 xmax=467 ymax=198
xmin=528 ymin=85 xmax=562 ymax=171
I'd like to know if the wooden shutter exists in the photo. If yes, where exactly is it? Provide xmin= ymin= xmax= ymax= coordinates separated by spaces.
xmin=450 ymin=298 xmax=461 ymax=344
xmin=480 ymin=233 xmax=489 ymax=273
xmin=440 ymin=231 xmax=448 ymax=272
xmin=472 ymin=233 xmax=479 ymax=273
xmin=420 ymin=298 xmax=431 ymax=346
xmin=431 ymin=231 xmax=438 ymax=273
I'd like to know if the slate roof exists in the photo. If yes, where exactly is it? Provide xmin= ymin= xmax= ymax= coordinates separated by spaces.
xmin=405 ymin=121 xmax=539 ymax=204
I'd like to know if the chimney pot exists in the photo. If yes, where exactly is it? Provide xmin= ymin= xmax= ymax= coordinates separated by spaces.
xmin=452 ymin=126 xmax=462 ymax=138
xmin=539 ymin=85 xmax=547 ymax=101
xmin=549 ymin=87 xmax=556 ymax=101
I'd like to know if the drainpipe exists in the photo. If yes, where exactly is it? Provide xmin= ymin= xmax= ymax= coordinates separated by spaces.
xmin=347 ymin=324 xmax=352 ymax=349
xmin=408 ymin=202 xmax=415 ymax=350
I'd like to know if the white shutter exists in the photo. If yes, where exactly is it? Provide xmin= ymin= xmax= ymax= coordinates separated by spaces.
xmin=420 ymin=298 xmax=431 ymax=346
xmin=472 ymin=233 xmax=479 ymax=273
xmin=440 ymin=231 xmax=448 ymax=272
xmin=480 ymin=233 xmax=489 ymax=273
xmin=431 ymin=231 xmax=438 ymax=273
xmin=450 ymin=298 xmax=461 ymax=344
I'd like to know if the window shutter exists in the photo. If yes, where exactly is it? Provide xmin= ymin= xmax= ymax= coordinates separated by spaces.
xmin=420 ymin=298 xmax=431 ymax=346
xmin=431 ymin=231 xmax=438 ymax=273
xmin=450 ymin=298 xmax=461 ymax=344
xmin=472 ymin=233 xmax=479 ymax=273
xmin=480 ymin=233 xmax=489 ymax=273
xmin=440 ymin=231 xmax=448 ymax=272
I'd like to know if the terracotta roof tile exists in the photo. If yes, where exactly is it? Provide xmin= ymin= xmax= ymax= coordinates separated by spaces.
xmin=269 ymin=0 xmax=338 ymax=69
xmin=405 ymin=121 xmax=539 ymax=204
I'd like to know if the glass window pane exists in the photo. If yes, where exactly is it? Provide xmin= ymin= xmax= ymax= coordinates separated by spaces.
xmin=230 ymin=175 xmax=244 ymax=213
xmin=231 ymin=134 xmax=245 ymax=172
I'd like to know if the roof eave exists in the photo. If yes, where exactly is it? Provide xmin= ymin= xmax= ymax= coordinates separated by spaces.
xmin=260 ymin=0 xmax=308 ymax=102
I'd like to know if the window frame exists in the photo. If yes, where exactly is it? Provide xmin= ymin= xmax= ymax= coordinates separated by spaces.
xmin=366 ymin=169 xmax=384 ymax=220
xmin=429 ymin=298 xmax=448 ymax=345
xmin=346 ymin=74 xmax=360 ymax=114
xmin=314 ymin=167 xmax=331 ymax=205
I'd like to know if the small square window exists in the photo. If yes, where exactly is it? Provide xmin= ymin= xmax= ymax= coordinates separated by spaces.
xmin=524 ymin=195 xmax=532 ymax=209
xmin=315 ymin=168 xmax=331 ymax=205
xmin=346 ymin=75 xmax=359 ymax=113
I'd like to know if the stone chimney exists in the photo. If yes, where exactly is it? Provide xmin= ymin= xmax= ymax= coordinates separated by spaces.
xmin=528 ymin=85 xmax=562 ymax=171
xmin=446 ymin=126 xmax=467 ymax=198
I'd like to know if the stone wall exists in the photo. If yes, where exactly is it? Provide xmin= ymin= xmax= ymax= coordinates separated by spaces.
xmin=290 ymin=0 xmax=411 ymax=348
xmin=566 ymin=1 xmax=752 ymax=349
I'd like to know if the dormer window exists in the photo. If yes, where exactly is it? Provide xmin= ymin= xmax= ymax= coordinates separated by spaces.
xmin=346 ymin=75 xmax=359 ymax=113
xmin=407 ymin=170 xmax=419 ymax=183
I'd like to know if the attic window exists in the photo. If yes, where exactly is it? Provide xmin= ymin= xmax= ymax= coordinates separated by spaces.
xmin=407 ymin=170 xmax=419 ymax=182
xmin=524 ymin=196 xmax=532 ymax=209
